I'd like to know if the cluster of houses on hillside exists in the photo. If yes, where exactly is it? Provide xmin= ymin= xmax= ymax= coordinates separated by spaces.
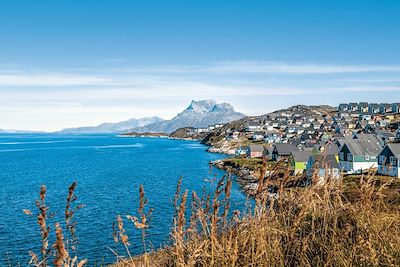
xmin=188 ymin=124 xmax=225 ymax=134
xmin=231 ymin=103 xmax=400 ymax=180
xmin=338 ymin=102 xmax=400 ymax=115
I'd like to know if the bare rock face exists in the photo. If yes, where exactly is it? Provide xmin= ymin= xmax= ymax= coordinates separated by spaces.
xmin=130 ymin=100 xmax=246 ymax=134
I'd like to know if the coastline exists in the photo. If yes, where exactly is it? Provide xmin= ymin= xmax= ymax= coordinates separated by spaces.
xmin=119 ymin=133 xmax=257 ymax=195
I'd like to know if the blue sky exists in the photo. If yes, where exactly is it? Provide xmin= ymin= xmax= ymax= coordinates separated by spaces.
xmin=0 ymin=0 xmax=399 ymax=131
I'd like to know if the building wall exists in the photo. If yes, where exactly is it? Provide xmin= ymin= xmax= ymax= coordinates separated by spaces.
xmin=294 ymin=161 xmax=307 ymax=174
xmin=378 ymin=165 xmax=400 ymax=178
xmin=353 ymin=162 xmax=377 ymax=173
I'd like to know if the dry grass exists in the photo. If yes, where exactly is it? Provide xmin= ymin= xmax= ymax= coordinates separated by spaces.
xmin=112 ymin=171 xmax=400 ymax=267
xmin=25 ymin=182 xmax=87 ymax=267
xmin=26 ymin=170 xmax=400 ymax=266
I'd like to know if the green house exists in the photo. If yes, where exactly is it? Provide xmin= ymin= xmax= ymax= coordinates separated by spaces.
xmin=291 ymin=151 xmax=312 ymax=175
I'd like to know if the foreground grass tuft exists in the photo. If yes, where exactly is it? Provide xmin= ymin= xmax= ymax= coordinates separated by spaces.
xmin=27 ymin=170 xmax=400 ymax=266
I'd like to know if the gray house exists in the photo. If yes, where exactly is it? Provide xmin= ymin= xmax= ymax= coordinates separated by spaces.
xmin=272 ymin=143 xmax=298 ymax=161
xmin=339 ymin=139 xmax=382 ymax=174
xmin=392 ymin=103 xmax=400 ymax=114
xmin=368 ymin=103 xmax=380 ymax=114
xmin=380 ymin=103 xmax=392 ymax=114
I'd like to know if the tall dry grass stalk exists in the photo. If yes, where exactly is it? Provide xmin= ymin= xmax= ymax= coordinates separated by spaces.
xmin=28 ymin=169 xmax=400 ymax=267
xmin=117 ymin=170 xmax=400 ymax=267
xmin=26 ymin=182 xmax=87 ymax=267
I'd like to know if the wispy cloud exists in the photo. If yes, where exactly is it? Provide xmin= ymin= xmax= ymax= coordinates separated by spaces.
xmin=207 ymin=61 xmax=400 ymax=74
xmin=0 ymin=74 xmax=110 ymax=86
xmin=1 ymin=61 xmax=400 ymax=131
xmin=336 ymin=86 xmax=400 ymax=92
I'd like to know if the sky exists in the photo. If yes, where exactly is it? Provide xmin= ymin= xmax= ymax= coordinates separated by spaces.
xmin=0 ymin=0 xmax=400 ymax=132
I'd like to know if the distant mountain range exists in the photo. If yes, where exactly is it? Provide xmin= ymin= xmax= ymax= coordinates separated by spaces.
xmin=129 ymin=100 xmax=246 ymax=134
xmin=58 ymin=116 xmax=164 ymax=134
xmin=1 ymin=100 xmax=246 ymax=134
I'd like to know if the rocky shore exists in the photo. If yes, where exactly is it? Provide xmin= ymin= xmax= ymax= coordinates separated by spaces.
xmin=211 ymin=159 xmax=261 ymax=195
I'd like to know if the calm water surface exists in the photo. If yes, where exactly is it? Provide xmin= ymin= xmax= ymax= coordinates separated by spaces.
xmin=0 ymin=134 xmax=247 ymax=265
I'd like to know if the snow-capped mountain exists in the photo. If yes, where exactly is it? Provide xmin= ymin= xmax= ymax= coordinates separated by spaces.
xmin=130 ymin=100 xmax=246 ymax=133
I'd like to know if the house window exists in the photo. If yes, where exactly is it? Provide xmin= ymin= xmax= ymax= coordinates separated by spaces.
xmin=379 ymin=155 xmax=386 ymax=164
xmin=390 ymin=156 xmax=397 ymax=166
xmin=347 ymin=153 xmax=353 ymax=161
xmin=339 ymin=152 xmax=344 ymax=161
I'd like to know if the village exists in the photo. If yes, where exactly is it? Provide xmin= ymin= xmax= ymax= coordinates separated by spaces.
xmin=183 ymin=103 xmax=400 ymax=188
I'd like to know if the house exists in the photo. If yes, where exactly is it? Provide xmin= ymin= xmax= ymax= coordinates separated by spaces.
xmin=251 ymin=131 xmax=265 ymax=141
xmin=312 ymin=142 xmax=339 ymax=160
xmin=377 ymin=143 xmax=400 ymax=178
xmin=272 ymin=143 xmax=298 ymax=161
xmin=264 ymin=146 xmax=274 ymax=158
xmin=339 ymin=139 xmax=382 ymax=174
xmin=195 ymin=128 xmax=208 ymax=133
xmin=246 ymin=122 xmax=263 ymax=132
xmin=395 ymin=128 xmax=400 ymax=142
xmin=338 ymin=103 xmax=349 ymax=112
xmin=291 ymin=151 xmax=312 ymax=175
xmin=380 ymin=103 xmax=392 ymax=114
xmin=392 ymin=103 xmax=400 ymax=114
xmin=307 ymin=155 xmax=340 ymax=182
xmin=264 ymin=131 xmax=281 ymax=144
xmin=246 ymin=145 xmax=264 ymax=158
xmin=235 ymin=146 xmax=247 ymax=157
xmin=369 ymin=103 xmax=380 ymax=114
xmin=349 ymin=103 xmax=358 ymax=112
xmin=375 ymin=130 xmax=395 ymax=145
xmin=361 ymin=114 xmax=372 ymax=121
xmin=271 ymin=120 xmax=280 ymax=128
xmin=285 ymin=124 xmax=298 ymax=133
xmin=228 ymin=131 xmax=240 ymax=140
xmin=359 ymin=102 xmax=369 ymax=113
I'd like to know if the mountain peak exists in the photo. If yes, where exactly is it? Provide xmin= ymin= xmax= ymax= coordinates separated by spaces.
xmin=132 ymin=100 xmax=246 ymax=133
xmin=212 ymin=103 xmax=234 ymax=112
xmin=186 ymin=99 xmax=217 ymax=112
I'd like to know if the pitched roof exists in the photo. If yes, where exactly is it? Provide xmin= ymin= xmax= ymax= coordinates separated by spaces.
xmin=344 ymin=140 xmax=382 ymax=157
xmin=248 ymin=145 xmax=264 ymax=153
xmin=274 ymin=143 xmax=298 ymax=155
xmin=386 ymin=143 xmax=400 ymax=158
xmin=375 ymin=130 xmax=395 ymax=138
xmin=292 ymin=151 xmax=312 ymax=162
xmin=312 ymin=155 xmax=340 ymax=169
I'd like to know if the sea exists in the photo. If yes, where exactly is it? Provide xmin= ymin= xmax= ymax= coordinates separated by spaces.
xmin=0 ymin=134 xmax=247 ymax=265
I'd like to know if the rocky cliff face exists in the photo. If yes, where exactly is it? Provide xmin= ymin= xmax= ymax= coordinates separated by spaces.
xmin=130 ymin=100 xmax=246 ymax=134
xmin=58 ymin=116 xmax=164 ymax=133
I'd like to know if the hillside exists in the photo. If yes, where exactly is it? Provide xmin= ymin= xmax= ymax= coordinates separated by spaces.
xmin=201 ymin=105 xmax=336 ymax=149
xmin=130 ymin=100 xmax=246 ymax=134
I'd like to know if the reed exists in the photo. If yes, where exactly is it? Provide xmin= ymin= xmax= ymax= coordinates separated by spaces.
xmin=114 ymin=170 xmax=400 ymax=266
xmin=26 ymin=182 xmax=87 ymax=267
xmin=27 ymin=169 xmax=400 ymax=266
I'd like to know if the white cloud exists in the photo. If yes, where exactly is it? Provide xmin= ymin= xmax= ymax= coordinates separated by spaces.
xmin=0 ymin=74 xmax=110 ymax=86
xmin=207 ymin=61 xmax=400 ymax=74
xmin=336 ymin=86 xmax=400 ymax=92
xmin=0 ymin=61 xmax=399 ymax=131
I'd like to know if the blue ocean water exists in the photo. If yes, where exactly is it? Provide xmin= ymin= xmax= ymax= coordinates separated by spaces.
xmin=0 ymin=134 xmax=247 ymax=265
